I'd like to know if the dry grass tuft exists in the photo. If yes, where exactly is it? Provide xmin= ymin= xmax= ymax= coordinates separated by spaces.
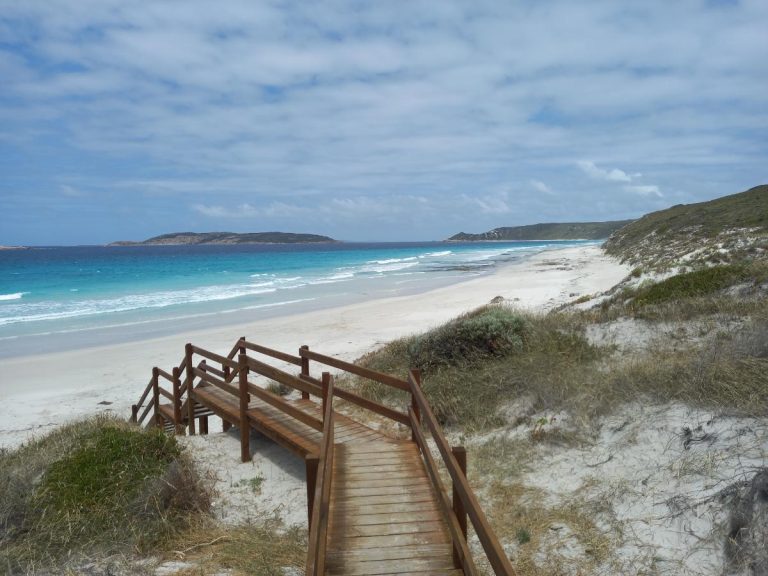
xmin=0 ymin=415 xmax=211 ymax=573
xmin=165 ymin=515 xmax=306 ymax=575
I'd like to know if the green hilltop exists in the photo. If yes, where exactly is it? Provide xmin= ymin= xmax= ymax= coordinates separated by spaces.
xmin=604 ymin=184 xmax=768 ymax=269
xmin=448 ymin=220 xmax=634 ymax=242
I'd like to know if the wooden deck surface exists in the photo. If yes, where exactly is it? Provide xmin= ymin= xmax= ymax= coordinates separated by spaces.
xmin=183 ymin=388 xmax=460 ymax=574
xmin=326 ymin=442 xmax=460 ymax=575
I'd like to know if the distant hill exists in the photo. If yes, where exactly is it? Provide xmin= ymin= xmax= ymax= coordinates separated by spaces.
xmin=110 ymin=231 xmax=337 ymax=246
xmin=448 ymin=220 xmax=634 ymax=242
xmin=604 ymin=184 xmax=768 ymax=269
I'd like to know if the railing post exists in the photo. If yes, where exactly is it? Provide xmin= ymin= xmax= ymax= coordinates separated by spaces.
xmin=300 ymin=345 xmax=310 ymax=400
xmin=239 ymin=353 xmax=250 ymax=462
xmin=452 ymin=446 xmax=468 ymax=568
xmin=410 ymin=368 xmax=421 ymax=442
xmin=306 ymin=453 xmax=319 ymax=528
xmin=151 ymin=367 xmax=161 ymax=429
xmin=131 ymin=404 xmax=138 ymax=423
xmin=239 ymin=336 xmax=246 ymax=356
xmin=172 ymin=367 xmax=183 ymax=435
xmin=321 ymin=372 xmax=331 ymax=420
xmin=185 ymin=343 xmax=196 ymax=436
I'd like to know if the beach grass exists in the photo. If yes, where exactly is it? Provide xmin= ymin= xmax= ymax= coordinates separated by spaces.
xmin=343 ymin=293 xmax=768 ymax=433
xmin=0 ymin=415 xmax=210 ymax=573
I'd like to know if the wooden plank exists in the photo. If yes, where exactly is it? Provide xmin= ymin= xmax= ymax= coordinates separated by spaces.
xmin=327 ymin=543 xmax=451 ymax=563
xmin=333 ymin=486 xmax=436 ymax=500
xmin=330 ymin=501 xmax=440 ymax=516
xmin=330 ymin=489 xmax=436 ymax=505
xmin=334 ymin=477 xmax=430 ymax=490
xmin=329 ymin=530 xmax=449 ymax=549
xmin=326 ymin=556 xmax=457 ymax=576
xmin=329 ymin=510 xmax=442 ymax=527
xmin=330 ymin=520 xmax=447 ymax=539
xmin=193 ymin=387 xmax=241 ymax=425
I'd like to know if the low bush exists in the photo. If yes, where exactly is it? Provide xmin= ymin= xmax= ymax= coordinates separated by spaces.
xmin=0 ymin=416 xmax=210 ymax=572
xmin=407 ymin=305 xmax=527 ymax=370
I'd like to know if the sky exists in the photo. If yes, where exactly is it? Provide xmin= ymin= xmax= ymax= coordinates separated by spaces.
xmin=1 ymin=0 xmax=766 ymax=245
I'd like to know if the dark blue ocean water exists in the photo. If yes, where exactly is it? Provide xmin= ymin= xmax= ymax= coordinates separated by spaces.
xmin=0 ymin=240 xmax=593 ymax=354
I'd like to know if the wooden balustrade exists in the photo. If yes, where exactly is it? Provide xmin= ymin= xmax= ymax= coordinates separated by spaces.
xmin=128 ymin=338 xmax=516 ymax=575
xmin=306 ymin=372 xmax=335 ymax=576
xmin=408 ymin=369 xmax=517 ymax=576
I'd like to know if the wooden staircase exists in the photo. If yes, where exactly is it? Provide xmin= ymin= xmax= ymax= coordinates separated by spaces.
xmin=130 ymin=338 xmax=516 ymax=576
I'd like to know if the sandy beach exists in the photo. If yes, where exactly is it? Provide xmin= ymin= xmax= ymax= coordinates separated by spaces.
xmin=0 ymin=244 xmax=629 ymax=449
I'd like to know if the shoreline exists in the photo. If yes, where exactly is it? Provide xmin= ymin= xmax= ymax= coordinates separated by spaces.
xmin=0 ymin=244 xmax=629 ymax=449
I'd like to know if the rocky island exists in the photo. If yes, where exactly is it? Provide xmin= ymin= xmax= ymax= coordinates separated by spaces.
xmin=109 ymin=231 xmax=337 ymax=246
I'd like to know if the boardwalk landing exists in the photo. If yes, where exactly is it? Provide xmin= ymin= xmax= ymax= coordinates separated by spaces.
xmin=131 ymin=338 xmax=516 ymax=576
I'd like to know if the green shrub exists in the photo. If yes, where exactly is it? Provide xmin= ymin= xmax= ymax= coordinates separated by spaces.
xmin=633 ymin=264 xmax=753 ymax=306
xmin=0 ymin=416 xmax=210 ymax=571
xmin=407 ymin=306 xmax=527 ymax=370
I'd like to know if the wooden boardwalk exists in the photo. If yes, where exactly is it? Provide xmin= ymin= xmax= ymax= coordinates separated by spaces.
xmin=131 ymin=338 xmax=516 ymax=576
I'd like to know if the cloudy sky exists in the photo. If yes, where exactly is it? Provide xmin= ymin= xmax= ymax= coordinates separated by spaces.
xmin=1 ymin=0 xmax=766 ymax=244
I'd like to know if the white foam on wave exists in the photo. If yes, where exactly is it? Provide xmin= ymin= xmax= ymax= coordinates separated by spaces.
xmin=0 ymin=292 xmax=27 ymax=301
xmin=368 ymin=256 xmax=419 ymax=265
xmin=0 ymin=283 xmax=279 ymax=327
xmin=421 ymin=250 xmax=453 ymax=258
xmin=361 ymin=261 xmax=419 ymax=274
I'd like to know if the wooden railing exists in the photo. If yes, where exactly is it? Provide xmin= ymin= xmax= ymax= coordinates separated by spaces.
xmin=306 ymin=373 xmax=335 ymax=576
xmin=408 ymin=369 xmax=517 ymax=576
xmin=129 ymin=339 xmax=516 ymax=575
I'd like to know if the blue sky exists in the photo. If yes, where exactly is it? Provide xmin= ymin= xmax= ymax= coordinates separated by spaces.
xmin=1 ymin=0 xmax=766 ymax=245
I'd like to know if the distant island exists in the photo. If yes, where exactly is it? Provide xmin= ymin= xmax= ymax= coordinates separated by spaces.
xmin=109 ymin=231 xmax=338 ymax=246
xmin=448 ymin=220 xmax=634 ymax=242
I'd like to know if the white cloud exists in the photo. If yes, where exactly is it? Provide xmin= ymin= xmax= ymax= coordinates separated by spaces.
xmin=1 ymin=0 xmax=765 ymax=241
xmin=60 ymin=184 xmax=86 ymax=198
xmin=530 ymin=179 xmax=554 ymax=195
xmin=578 ymin=161 xmax=664 ymax=198
xmin=577 ymin=161 xmax=632 ymax=183
xmin=191 ymin=203 xmax=259 ymax=218
xmin=625 ymin=185 xmax=663 ymax=197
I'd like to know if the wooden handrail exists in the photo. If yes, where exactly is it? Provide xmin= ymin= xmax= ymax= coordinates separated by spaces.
xmin=135 ymin=377 xmax=154 ymax=412
xmin=408 ymin=370 xmax=516 ymax=576
xmin=191 ymin=345 xmax=239 ymax=370
xmin=245 ymin=356 xmax=320 ymax=398
xmin=300 ymin=373 xmax=410 ymax=426
xmin=193 ymin=366 xmax=239 ymax=397
xmin=409 ymin=406 xmax=478 ymax=574
xmin=138 ymin=398 xmax=154 ymax=424
xmin=243 ymin=340 xmax=303 ymax=366
xmin=156 ymin=367 xmax=175 ymax=383
xmin=299 ymin=347 xmax=409 ymax=392
xmin=306 ymin=373 xmax=335 ymax=576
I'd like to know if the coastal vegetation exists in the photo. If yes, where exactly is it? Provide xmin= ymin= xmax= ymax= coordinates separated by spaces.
xmin=449 ymin=220 xmax=633 ymax=242
xmin=0 ymin=416 xmax=210 ymax=573
xmin=604 ymin=184 xmax=768 ymax=270
xmin=109 ymin=231 xmax=337 ymax=246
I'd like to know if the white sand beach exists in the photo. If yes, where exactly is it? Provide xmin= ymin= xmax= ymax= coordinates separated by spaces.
xmin=0 ymin=244 xmax=628 ymax=449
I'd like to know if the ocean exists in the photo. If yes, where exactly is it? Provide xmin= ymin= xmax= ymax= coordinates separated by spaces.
xmin=0 ymin=240 xmax=594 ymax=357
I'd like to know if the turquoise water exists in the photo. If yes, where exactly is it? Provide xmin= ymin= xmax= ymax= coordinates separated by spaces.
xmin=0 ymin=240 xmax=593 ymax=356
